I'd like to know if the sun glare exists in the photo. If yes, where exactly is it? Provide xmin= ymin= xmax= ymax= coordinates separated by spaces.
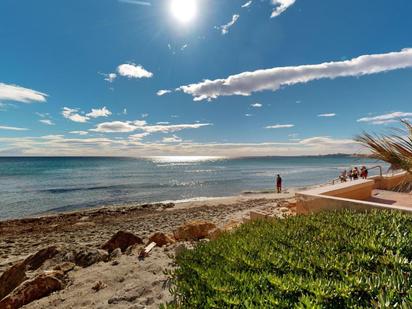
xmin=170 ymin=0 xmax=197 ymax=24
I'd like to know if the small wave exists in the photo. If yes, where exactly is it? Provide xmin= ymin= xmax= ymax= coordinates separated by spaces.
xmin=41 ymin=184 xmax=127 ymax=194
xmin=184 ymin=169 xmax=217 ymax=173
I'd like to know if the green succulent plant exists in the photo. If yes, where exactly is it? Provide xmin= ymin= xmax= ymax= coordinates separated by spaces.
xmin=165 ymin=210 xmax=412 ymax=308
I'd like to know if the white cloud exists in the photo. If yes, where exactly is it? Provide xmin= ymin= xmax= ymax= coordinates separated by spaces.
xmin=271 ymin=0 xmax=296 ymax=18
xmin=91 ymin=121 xmax=140 ymax=133
xmin=245 ymin=114 xmax=253 ymax=117
xmin=91 ymin=120 xmax=212 ymax=134
xmin=123 ymin=108 xmax=127 ymax=115
xmin=357 ymin=112 xmax=412 ymax=125
xmin=129 ymin=132 xmax=150 ymax=141
xmin=0 ymin=83 xmax=47 ymax=103
xmin=298 ymin=136 xmax=355 ymax=146
xmin=318 ymin=113 xmax=336 ymax=117
xmin=39 ymin=119 xmax=55 ymax=125
xmin=70 ymin=131 xmax=89 ymax=135
xmin=157 ymin=122 xmax=170 ymax=125
xmin=117 ymin=63 xmax=153 ymax=79
xmin=266 ymin=124 xmax=295 ymax=129
xmin=102 ymin=73 xmax=117 ymax=83
xmin=35 ymin=112 xmax=50 ymax=118
xmin=157 ymin=89 xmax=172 ymax=96
xmin=179 ymin=48 xmax=412 ymax=101
xmin=86 ymin=106 xmax=112 ymax=118
xmin=142 ymin=123 xmax=212 ymax=133
xmin=0 ymin=134 xmax=361 ymax=157
xmin=162 ymin=135 xmax=182 ymax=143
xmin=141 ymin=113 xmax=149 ymax=118
xmin=0 ymin=125 xmax=28 ymax=131
xmin=242 ymin=1 xmax=252 ymax=8
xmin=62 ymin=107 xmax=90 ymax=123
xmin=251 ymin=103 xmax=262 ymax=108
xmin=118 ymin=0 xmax=151 ymax=6
xmin=217 ymin=14 xmax=240 ymax=35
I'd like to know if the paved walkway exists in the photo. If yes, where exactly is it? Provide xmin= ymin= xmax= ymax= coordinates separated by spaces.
xmin=369 ymin=189 xmax=412 ymax=208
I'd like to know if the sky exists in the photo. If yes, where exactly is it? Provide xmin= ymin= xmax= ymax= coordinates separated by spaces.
xmin=0 ymin=0 xmax=412 ymax=156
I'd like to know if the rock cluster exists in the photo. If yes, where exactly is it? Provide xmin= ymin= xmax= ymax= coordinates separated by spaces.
xmin=0 ymin=221 xmax=234 ymax=308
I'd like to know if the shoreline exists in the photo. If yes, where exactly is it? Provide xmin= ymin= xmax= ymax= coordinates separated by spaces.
xmin=0 ymin=190 xmax=297 ymax=308
xmin=0 ymin=187 xmax=303 ymax=223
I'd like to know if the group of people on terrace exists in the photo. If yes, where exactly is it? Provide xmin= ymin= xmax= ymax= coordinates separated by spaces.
xmin=339 ymin=166 xmax=368 ymax=183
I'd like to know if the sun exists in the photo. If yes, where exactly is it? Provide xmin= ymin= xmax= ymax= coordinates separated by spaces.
xmin=170 ymin=0 xmax=197 ymax=24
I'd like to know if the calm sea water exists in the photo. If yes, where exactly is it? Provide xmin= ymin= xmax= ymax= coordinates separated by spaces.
xmin=0 ymin=156 xmax=385 ymax=220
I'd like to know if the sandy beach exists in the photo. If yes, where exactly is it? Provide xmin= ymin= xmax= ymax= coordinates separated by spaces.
xmin=0 ymin=190 xmax=296 ymax=308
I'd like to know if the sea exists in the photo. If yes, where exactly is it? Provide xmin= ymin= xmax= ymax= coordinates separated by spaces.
xmin=0 ymin=155 xmax=386 ymax=220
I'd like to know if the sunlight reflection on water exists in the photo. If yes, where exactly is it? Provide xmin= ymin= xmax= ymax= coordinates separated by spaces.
xmin=146 ymin=156 xmax=226 ymax=163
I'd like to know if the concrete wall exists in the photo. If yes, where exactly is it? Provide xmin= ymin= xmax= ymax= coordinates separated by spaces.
xmin=376 ymin=172 xmax=412 ymax=190
xmin=321 ymin=181 xmax=374 ymax=200
xmin=296 ymin=172 xmax=412 ymax=215
xmin=296 ymin=193 xmax=412 ymax=215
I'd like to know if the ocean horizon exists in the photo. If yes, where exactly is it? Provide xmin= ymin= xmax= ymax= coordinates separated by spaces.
xmin=0 ymin=155 xmax=386 ymax=220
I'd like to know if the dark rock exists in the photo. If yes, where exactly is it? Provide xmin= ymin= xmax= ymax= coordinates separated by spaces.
xmin=24 ymin=246 xmax=59 ymax=271
xmin=110 ymin=248 xmax=122 ymax=260
xmin=0 ymin=272 xmax=64 ymax=309
xmin=92 ymin=280 xmax=106 ymax=292
xmin=102 ymin=231 xmax=143 ymax=253
xmin=0 ymin=261 xmax=27 ymax=300
xmin=52 ymin=262 xmax=75 ymax=274
xmin=74 ymin=248 xmax=109 ymax=267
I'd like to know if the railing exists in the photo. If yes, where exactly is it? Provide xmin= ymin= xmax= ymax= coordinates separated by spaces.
xmin=331 ymin=165 xmax=383 ymax=185
xmin=367 ymin=165 xmax=383 ymax=177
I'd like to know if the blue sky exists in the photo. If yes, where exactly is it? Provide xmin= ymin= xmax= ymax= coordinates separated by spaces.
xmin=1 ymin=0 xmax=412 ymax=156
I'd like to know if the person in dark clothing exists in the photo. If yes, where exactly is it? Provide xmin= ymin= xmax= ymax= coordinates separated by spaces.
xmin=360 ymin=166 xmax=368 ymax=179
xmin=276 ymin=174 xmax=282 ymax=193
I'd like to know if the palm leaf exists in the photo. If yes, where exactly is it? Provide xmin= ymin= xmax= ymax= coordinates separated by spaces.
xmin=355 ymin=120 xmax=412 ymax=192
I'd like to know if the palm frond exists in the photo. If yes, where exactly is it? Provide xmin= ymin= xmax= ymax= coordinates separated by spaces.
xmin=355 ymin=120 xmax=412 ymax=191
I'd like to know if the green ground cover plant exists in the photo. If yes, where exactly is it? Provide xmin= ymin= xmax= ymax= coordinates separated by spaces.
xmin=166 ymin=210 xmax=412 ymax=308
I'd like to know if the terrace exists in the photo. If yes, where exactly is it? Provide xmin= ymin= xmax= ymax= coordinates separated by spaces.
xmin=296 ymin=172 xmax=412 ymax=214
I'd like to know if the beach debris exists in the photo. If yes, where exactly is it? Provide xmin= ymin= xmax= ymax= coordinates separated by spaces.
xmin=74 ymin=248 xmax=109 ymax=268
xmin=102 ymin=231 xmax=143 ymax=253
xmin=173 ymin=221 xmax=217 ymax=241
xmin=73 ymin=221 xmax=96 ymax=228
xmin=139 ymin=242 xmax=156 ymax=259
xmin=0 ymin=272 xmax=64 ymax=309
xmin=149 ymin=232 xmax=175 ymax=247
xmin=161 ymin=203 xmax=175 ymax=209
xmin=92 ymin=280 xmax=107 ymax=292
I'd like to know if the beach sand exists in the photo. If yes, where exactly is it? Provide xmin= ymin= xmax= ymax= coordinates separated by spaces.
xmin=0 ymin=190 xmax=296 ymax=308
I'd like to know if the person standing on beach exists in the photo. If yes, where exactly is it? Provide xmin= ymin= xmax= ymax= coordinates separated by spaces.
xmin=276 ymin=174 xmax=282 ymax=193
